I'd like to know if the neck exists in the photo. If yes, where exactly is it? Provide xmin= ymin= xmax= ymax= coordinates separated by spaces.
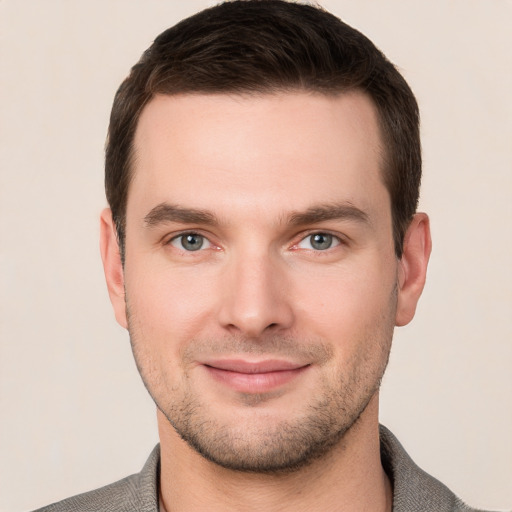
xmin=158 ymin=395 xmax=392 ymax=512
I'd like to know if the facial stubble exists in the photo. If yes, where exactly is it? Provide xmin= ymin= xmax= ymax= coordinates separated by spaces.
xmin=126 ymin=293 xmax=396 ymax=474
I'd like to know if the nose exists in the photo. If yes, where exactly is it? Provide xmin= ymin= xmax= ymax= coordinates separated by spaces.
xmin=217 ymin=250 xmax=294 ymax=338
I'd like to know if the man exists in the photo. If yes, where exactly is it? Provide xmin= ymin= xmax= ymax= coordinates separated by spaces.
xmin=34 ymin=1 xmax=492 ymax=511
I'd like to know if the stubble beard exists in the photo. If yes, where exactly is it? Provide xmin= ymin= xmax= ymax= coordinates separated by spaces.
xmin=126 ymin=288 xmax=396 ymax=474
xmin=161 ymin=363 xmax=387 ymax=474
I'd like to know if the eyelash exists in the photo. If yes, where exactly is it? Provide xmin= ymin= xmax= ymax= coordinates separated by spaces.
xmin=166 ymin=230 xmax=345 ymax=253
xmin=293 ymin=232 xmax=343 ymax=251
xmin=167 ymin=232 xmax=213 ymax=252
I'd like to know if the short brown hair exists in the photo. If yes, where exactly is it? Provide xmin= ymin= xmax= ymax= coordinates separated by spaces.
xmin=106 ymin=0 xmax=421 ymax=259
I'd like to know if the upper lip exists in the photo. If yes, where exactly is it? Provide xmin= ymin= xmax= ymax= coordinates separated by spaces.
xmin=203 ymin=359 xmax=309 ymax=374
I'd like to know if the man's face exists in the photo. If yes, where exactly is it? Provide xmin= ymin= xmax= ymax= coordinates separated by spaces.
xmin=114 ymin=91 xmax=402 ymax=472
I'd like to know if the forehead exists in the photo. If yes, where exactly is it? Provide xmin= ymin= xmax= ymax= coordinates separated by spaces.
xmin=129 ymin=91 xmax=387 ymax=220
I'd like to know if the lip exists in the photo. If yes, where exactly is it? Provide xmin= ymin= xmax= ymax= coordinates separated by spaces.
xmin=202 ymin=359 xmax=310 ymax=394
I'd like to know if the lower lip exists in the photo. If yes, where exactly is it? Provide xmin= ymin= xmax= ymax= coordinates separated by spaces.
xmin=204 ymin=365 xmax=309 ymax=394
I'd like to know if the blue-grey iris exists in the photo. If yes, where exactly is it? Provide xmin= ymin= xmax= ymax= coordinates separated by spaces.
xmin=181 ymin=234 xmax=204 ymax=251
xmin=310 ymin=233 xmax=333 ymax=250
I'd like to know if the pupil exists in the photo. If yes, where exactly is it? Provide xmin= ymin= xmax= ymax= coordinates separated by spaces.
xmin=183 ymin=234 xmax=203 ymax=251
xmin=311 ymin=233 xmax=332 ymax=250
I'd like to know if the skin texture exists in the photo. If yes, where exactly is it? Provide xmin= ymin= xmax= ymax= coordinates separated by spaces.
xmin=100 ymin=91 xmax=431 ymax=511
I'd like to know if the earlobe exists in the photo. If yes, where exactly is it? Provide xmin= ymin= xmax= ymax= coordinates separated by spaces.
xmin=99 ymin=208 xmax=128 ymax=329
xmin=395 ymin=213 xmax=432 ymax=327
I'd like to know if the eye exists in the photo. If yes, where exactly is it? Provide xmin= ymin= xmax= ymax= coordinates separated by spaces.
xmin=169 ymin=233 xmax=211 ymax=251
xmin=297 ymin=233 xmax=340 ymax=251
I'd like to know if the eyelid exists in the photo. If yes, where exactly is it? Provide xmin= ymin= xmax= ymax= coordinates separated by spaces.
xmin=291 ymin=230 xmax=345 ymax=250
xmin=162 ymin=229 xmax=346 ymax=252
xmin=165 ymin=230 xmax=217 ymax=251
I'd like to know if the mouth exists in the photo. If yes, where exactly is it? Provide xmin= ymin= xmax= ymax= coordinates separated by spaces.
xmin=201 ymin=359 xmax=311 ymax=394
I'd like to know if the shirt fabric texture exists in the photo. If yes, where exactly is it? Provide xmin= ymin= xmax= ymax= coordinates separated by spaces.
xmin=33 ymin=425 xmax=493 ymax=512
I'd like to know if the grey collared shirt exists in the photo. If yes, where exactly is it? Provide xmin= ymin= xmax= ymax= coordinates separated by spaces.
xmin=33 ymin=425 xmax=494 ymax=512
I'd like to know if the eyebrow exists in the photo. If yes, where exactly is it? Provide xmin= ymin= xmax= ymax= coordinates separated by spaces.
xmin=144 ymin=203 xmax=218 ymax=227
xmin=143 ymin=201 xmax=370 ymax=229
xmin=287 ymin=203 xmax=370 ymax=226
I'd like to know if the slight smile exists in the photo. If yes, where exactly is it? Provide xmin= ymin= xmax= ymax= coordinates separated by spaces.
xmin=202 ymin=359 xmax=311 ymax=394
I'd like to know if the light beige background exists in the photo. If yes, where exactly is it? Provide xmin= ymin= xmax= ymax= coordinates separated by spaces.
xmin=1 ymin=1 xmax=511 ymax=510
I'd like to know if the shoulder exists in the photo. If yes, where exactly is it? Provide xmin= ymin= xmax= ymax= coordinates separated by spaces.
xmin=379 ymin=425 xmax=496 ymax=512
xmin=31 ymin=445 xmax=160 ymax=512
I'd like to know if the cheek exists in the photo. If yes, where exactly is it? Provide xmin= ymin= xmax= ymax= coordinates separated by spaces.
xmin=292 ymin=257 xmax=397 ymax=343
xmin=124 ymin=261 xmax=219 ymax=345
xmin=124 ymin=266 xmax=217 ymax=396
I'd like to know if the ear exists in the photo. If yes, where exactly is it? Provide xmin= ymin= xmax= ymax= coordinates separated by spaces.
xmin=395 ymin=213 xmax=432 ymax=327
xmin=99 ymin=208 xmax=128 ymax=329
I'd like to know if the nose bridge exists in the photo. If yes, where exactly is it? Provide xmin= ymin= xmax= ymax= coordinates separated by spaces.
xmin=218 ymin=244 xmax=293 ymax=337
